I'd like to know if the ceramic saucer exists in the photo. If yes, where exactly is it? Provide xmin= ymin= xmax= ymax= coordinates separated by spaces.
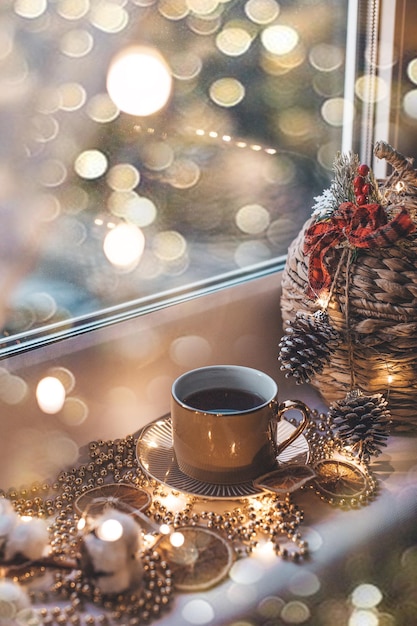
xmin=136 ymin=415 xmax=310 ymax=499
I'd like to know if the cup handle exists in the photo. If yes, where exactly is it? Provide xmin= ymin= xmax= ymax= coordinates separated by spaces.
xmin=274 ymin=399 xmax=310 ymax=455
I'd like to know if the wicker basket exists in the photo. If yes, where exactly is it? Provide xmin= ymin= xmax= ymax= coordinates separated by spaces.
xmin=280 ymin=142 xmax=417 ymax=431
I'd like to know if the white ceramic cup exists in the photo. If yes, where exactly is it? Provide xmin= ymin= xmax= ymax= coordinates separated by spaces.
xmin=171 ymin=365 xmax=310 ymax=484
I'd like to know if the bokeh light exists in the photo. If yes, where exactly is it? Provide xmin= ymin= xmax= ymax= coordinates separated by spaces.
xmin=181 ymin=599 xmax=215 ymax=624
xmin=159 ymin=0 xmax=189 ymax=21
xmin=309 ymin=43 xmax=344 ymax=71
xmin=171 ymin=52 xmax=203 ymax=81
xmin=317 ymin=140 xmax=342 ymax=170
xmin=152 ymin=230 xmax=186 ymax=261
xmin=267 ymin=217 xmax=298 ymax=246
xmin=348 ymin=610 xmax=379 ymax=626
xmin=169 ymin=334 xmax=212 ymax=366
xmin=288 ymin=571 xmax=321 ymax=597
xmin=31 ymin=115 xmax=59 ymax=143
xmin=407 ymin=58 xmax=417 ymax=85
xmin=40 ymin=159 xmax=68 ymax=187
xmin=36 ymin=376 xmax=66 ymax=414
xmin=60 ymin=397 xmax=89 ymax=426
xmin=234 ymin=240 xmax=271 ymax=267
xmin=281 ymin=600 xmax=311 ymax=624
xmin=75 ymin=149 xmax=108 ymax=179
xmin=27 ymin=292 xmax=58 ymax=322
xmin=278 ymin=107 xmax=316 ymax=139
xmin=60 ymin=29 xmax=94 ymax=58
xmin=187 ymin=12 xmax=222 ymax=35
xmin=14 ymin=0 xmax=47 ymax=19
xmin=216 ymin=27 xmax=253 ymax=57
xmin=235 ymin=204 xmax=270 ymax=234
xmin=164 ymin=159 xmax=201 ymax=189
xmin=403 ymin=89 xmax=417 ymax=119
xmin=316 ymin=599 xmax=350 ymax=624
xmin=58 ymin=82 xmax=87 ymax=111
xmin=109 ymin=192 xmax=157 ymax=227
xmin=45 ymin=432 xmax=79 ymax=469
xmin=186 ymin=0 xmax=219 ymax=16
xmin=321 ymin=97 xmax=354 ymax=127
xmin=107 ymin=164 xmax=140 ymax=192
xmin=351 ymin=584 xmax=383 ymax=609
xmin=106 ymin=46 xmax=172 ymax=116
xmin=86 ymin=93 xmax=120 ymax=123
xmin=257 ymin=595 xmax=285 ymax=619
xmin=89 ymin=2 xmax=129 ymax=33
xmin=209 ymin=77 xmax=245 ymax=107
xmin=141 ymin=141 xmax=174 ymax=171
xmin=245 ymin=0 xmax=280 ymax=25
xmin=355 ymin=74 xmax=388 ymax=103
xmin=261 ymin=25 xmax=299 ymax=55
xmin=227 ymin=584 xmax=258 ymax=608
xmin=0 ymin=372 xmax=28 ymax=405
xmin=229 ymin=557 xmax=264 ymax=584
xmin=103 ymin=223 xmax=146 ymax=268
xmin=56 ymin=0 xmax=89 ymax=20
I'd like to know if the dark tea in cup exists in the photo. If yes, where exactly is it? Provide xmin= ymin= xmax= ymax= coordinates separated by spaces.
xmin=183 ymin=387 xmax=264 ymax=413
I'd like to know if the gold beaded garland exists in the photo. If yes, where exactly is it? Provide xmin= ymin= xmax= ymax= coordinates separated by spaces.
xmin=0 ymin=412 xmax=376 ymax=625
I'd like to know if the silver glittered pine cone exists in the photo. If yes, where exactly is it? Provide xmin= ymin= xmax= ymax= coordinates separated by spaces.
xmin=329 ymin=389 xmax=392 ymax=463
xmin=278 ymin=310 xmax=340 ymax=384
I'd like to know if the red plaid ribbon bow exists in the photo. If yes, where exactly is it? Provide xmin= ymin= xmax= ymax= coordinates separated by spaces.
xmin=303 ymin=202 xmax=415 ymax=298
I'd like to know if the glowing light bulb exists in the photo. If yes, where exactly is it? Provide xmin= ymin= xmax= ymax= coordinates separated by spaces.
xmin=97 ymin=518 xmax=124 ymax=542
xmin=159 ymin=492 xmax=188 ymax=512
xmin=159 ymin=524 xmax=171 ymax=535
xmin=253 ymin=539 xmax=276 ymax=561
xmin=250 ymin=498 xmax=263 ymax=511
xmin=387 ymin=374 xmax=393 ymax=384
xmin=170 ymin=531 xmax=185 ymax=547
xmin=316 ymin=293 xmax=330 ymax=309
xmin=143 ymin=533 xmax=156 ymax=548
xmin=107 ymin=46 xmax=172 ymax=116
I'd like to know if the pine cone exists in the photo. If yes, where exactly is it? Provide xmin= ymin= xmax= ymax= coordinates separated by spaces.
xmin=329 ymin=389 xmax=391 ymax=462
xmin=278 ymin=310 xmax=340 ymax=384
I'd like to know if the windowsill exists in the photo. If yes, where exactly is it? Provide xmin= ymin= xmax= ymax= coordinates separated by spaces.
xmin=2 ymin=271 xmax=300 ymax=486
xmin=2 ymin=272 xmax=417 ymax=626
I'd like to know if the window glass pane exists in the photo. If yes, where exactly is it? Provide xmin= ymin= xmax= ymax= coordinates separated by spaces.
xmin=350 ymin=1 xmax=417 ymax=173
xmin=0 ymin=0 xmax=348 ymax=351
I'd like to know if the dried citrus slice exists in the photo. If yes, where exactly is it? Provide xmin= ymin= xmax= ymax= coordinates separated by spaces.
xmin=254 ymin=464 xmax=316 ymax=494
xmin=312 ymin=459 xmax=371 ymax=505
xmin=74 ymin=483 xmax=151 ymax=517
xmin=157 ymin=526 xmax=234 ymax=591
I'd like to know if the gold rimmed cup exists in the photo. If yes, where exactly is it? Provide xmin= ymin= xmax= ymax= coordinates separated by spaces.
xmin=171 ymin=365 xmax=310 ymax=485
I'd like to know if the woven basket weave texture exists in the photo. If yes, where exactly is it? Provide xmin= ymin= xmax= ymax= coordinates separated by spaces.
xmin=280 ymin=143 xmax=417 ymax=431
